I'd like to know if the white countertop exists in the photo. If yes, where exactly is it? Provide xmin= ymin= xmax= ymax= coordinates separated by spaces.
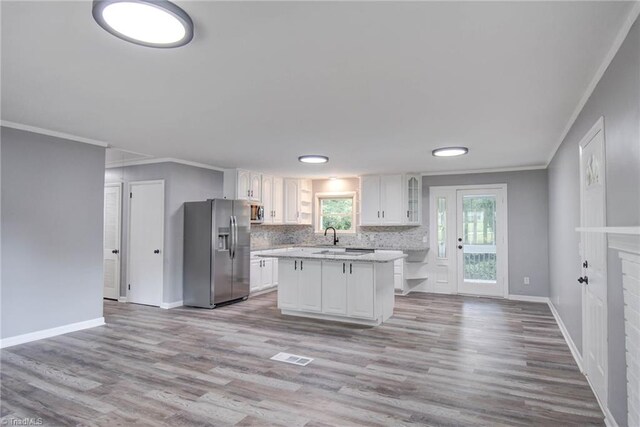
xmin=255 ymin=248 xmax=407 ymax=263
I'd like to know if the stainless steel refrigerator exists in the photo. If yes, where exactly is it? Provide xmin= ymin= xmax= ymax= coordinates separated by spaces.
xmin=183 ymin=199 xmax=250 ymax=308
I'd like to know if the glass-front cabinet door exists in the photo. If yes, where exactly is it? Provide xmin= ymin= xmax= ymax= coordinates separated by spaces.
xmin=404 ymin=174 xmax=421 ymax=225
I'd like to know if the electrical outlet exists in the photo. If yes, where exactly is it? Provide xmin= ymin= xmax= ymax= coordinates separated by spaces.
xmin=524 ymin=277 xmax=530 ymax=285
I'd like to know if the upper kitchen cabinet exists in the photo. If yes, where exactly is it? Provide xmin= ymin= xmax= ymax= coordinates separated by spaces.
xmin=283 ymin=178 xmax=312 ymax=225
xmin=223 ymin=169 xmax=262 ymax=202
xmin=262 ymin=175 xmax=284 ymax=224
xmin=360 ymin=174 xmax=422 ymax=226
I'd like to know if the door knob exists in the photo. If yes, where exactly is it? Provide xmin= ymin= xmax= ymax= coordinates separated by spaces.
xmin=154 ymin=249 xmax=160 ymax=254
xmin=112 ymin=249 xmax=119 ymax=254
xmin=458 ymin=238 xmax=462 ymax=242
xmin=457 ymin=245 xmax=463 ymax=249
xmin=577 ymin=276 xmax=589 ymax=285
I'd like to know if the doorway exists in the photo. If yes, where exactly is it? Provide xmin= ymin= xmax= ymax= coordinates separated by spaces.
xmin=103 ymin=183 xmax=121 ymax=300
xmin=127 ymin=180 xmax=164 ymax=307
xmin=579 ymin=117 xmax=608 ymax=406
xmin=429 ymin=184 xmax=508 ymax=297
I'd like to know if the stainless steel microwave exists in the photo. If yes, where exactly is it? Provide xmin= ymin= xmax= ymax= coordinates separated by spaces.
xmin=250 ymin=204 xmax=264 ymax=224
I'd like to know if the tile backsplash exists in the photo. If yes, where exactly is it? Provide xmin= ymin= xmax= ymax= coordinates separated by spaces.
xmin=250 ymin=224 xmax=428 ymax=250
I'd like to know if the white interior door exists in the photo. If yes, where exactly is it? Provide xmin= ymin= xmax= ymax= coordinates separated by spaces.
xmin=103 ymin=183 xmax=121 ymax=300
xmin=456 ymin=187 xmax=507 ymax=297
xmin=128 ymin=180 xmax=164 ymax=307
xmin=580 ymin=119 xmax=608 ymax=405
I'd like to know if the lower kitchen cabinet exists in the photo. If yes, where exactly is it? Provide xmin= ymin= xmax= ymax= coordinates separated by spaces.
xmin=322 ymin=261 xmax=348 ymax=315
xmin=323 ymin=260 xmax=375 ymax=318
xmin=297 ymin=260 xmax=322 ymax=312
xmin=272 ymin=255 xmax=396 ymax=325
xmin=250 ymin=255 xmax=276 ymax=293
xmin=277 ymin=258 xmax=322 ymax=310
xmin=346 ymin=262 xmax=375 ymax=319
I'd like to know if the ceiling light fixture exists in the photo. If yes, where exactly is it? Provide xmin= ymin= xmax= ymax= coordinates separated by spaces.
xmin=92 ymin=0 xmax=194 ymax=48
xmin=432 ymin=147 xmax=469 ymax=157
xmin=298 ymin=155 xmax=329 ymax=164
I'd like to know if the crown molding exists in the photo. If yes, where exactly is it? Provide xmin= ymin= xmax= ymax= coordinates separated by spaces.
xmin=1 ymin=120 xmax=110 ymax=148
xmin=105 ymin=156 xmax=225 ymax=172
xmin=421 ymin=165 xmax=546 ymax=177
xmin=546 ymin=2 xmax=640 ymax=166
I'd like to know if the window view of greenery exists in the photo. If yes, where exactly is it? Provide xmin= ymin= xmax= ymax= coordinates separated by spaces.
xmin=320 ymin=198 xmax=353 ymax=231
xmin=462 ymin=196 xmax=497 ymax=281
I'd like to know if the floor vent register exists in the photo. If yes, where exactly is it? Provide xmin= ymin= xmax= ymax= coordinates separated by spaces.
xmin=270 ymin=352 xmax=313 ymax=366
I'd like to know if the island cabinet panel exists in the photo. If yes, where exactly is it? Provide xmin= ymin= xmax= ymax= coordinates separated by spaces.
xmin=347 ymin=262 xmax=375 ymax=319
xmin=277 ymin=259 xmax=298 ymax=309
xmin=322 ymin=261 xmax=348 ymax=315
xmin=298 ymin=260 xmax=322 ymax=312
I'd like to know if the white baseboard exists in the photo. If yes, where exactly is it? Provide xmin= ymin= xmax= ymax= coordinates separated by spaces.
xmin=547 ymin=301 xmax=620 ymax=427
xmin=118 ymin=296 xmax=127 ymax=303
xmin=507 ymin=294 xmax=551 ymax=304
xmin=160 ymin=300 xmax=183 ymax=309
xmin=0 ymin=317 xmax=105 ymax=349
xmin=547 ymin=301 xmax=584 ymax=372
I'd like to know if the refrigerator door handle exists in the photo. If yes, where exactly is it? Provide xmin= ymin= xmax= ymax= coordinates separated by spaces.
xmin=232 ymin=215 xmax=238 ymax=259
xmin=229 ymin=216 xmax=234 ymax=258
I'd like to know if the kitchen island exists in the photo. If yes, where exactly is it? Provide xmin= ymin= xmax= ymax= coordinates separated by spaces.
xmin=256 ymin=247 xmax=407 ymax=326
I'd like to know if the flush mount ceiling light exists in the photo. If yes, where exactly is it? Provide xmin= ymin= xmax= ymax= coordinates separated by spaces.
xmin=92 ymin=0 xmax=194 ymax=48
xmin=298 ymin=155 xmax=329 ymax=164
xmin=432 ymin=147 xmax=469 ymax=157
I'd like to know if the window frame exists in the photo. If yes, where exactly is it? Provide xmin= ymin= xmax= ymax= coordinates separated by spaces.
xmin=314 ymin=191 xmax=357 ymax=234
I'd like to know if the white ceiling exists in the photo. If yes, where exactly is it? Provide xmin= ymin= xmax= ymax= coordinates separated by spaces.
xmin=1 ymin=1 xmax=635 ymax=177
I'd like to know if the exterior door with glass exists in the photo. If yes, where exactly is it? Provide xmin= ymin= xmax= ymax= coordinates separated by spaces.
xmin=456 ymin=187 xmax=507 ymax=297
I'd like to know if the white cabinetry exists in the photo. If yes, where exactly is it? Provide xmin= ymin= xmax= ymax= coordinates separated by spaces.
xmin=277 ymin=258 xmax=322 ymax=310
xmin=275 ymin=255 xmax=396 ymax=325
xmin=284 ymin=179 xmax=299 ymax=224
xmin=347 ymin=262 xmax=375 ymax=319
xmin=250 ymin=253 xmax=276 ymax=293
xmin=322 ymin=261 xmax=348 ymax=315
xmin=224 ymin=169 xmax=262 ymax=202
xmin=283 ymin=178 xmax=312 ymax=224
xmin=360 ymin=174 xmax=422 ymax=226
xmin=273 ymin=177 xmax=284 ymax=224
xmin=262 ymin=175 xmax=284 ymax=224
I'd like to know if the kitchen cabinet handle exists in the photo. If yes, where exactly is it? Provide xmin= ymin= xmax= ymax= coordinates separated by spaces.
xmin=377 ymin=211 xmax=380 ymax=218
xmin=350 ymin=263 xmax=352 ymax=274
xmin=301 ymin=261 xmax=303 ymax=270
xmin=112 ymin=249 xmax=119 ymax=254
xmin=154 ymin=249 xmax=160 ymax=254
xmin=407 ymin=210 xmax=409 ymax=218
xmin=247 ymin=190 xmax=250 ymax=197
xmin=295 ymin=260 xmax=297 ymax=270
xmin=343 ymin=262 xmax=345 ymax=273
xmin=382 ymin=211 xmax=385 ymax=218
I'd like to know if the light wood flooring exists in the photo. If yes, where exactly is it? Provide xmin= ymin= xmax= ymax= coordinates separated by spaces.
xmin=1 ymin=292 xmax=604 ymax=426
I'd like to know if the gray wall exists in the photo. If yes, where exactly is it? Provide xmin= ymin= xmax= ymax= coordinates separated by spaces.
xmin=423 ymin=170 xmax=550 ymax=297
xmin=1 ymin=127 xmax=105 ymax=339
xmin=105 ymin=162 xmax=223 ymax=303
xmin=548 ymin=18 xmax=639 ymax=426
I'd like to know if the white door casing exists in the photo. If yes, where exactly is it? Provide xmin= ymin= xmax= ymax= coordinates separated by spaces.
xmin=103 ymin=183 xmax=121 ymax=300
xmin=128 ymin=180 xmax=164 ymax=307
xmin=579 ymin=117 xmax=608 ymax=405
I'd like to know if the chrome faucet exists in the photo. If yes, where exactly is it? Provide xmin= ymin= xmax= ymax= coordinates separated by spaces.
xmin=324 ymin=227 xmax=339 ymax=246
